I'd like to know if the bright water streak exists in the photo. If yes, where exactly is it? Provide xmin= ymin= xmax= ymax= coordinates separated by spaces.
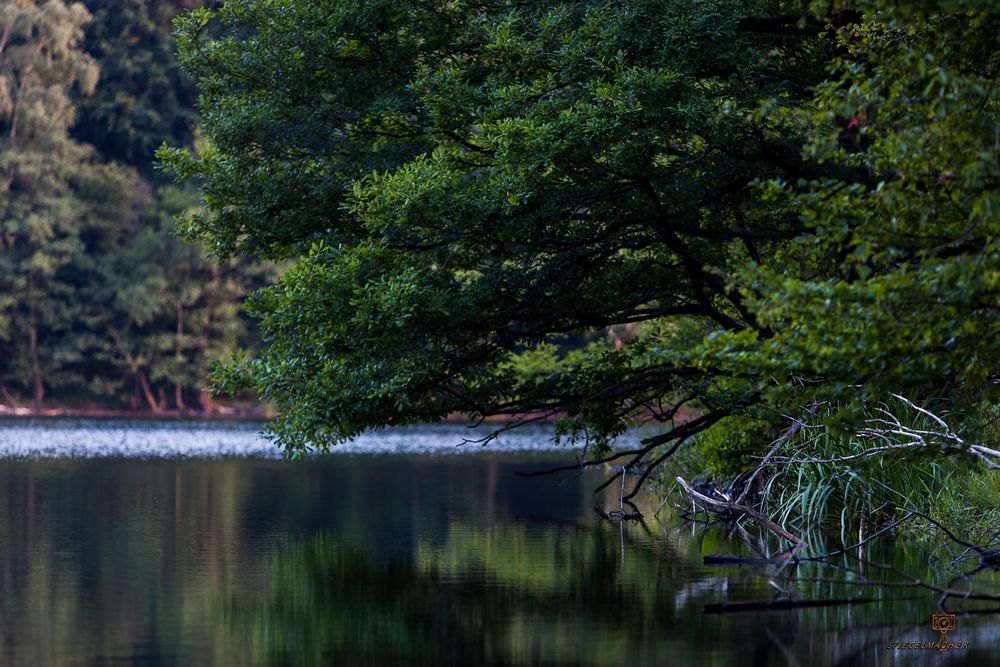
xmin=0 ymin=419 xmax=646 ymax=458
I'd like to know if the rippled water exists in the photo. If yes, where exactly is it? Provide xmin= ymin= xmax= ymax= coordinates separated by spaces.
xmin=0 ymin=419 xmax=995 ymax=666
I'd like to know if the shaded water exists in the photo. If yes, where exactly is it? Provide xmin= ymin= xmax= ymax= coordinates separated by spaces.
xmin=0 ymin=420 xmax=995 ymax=665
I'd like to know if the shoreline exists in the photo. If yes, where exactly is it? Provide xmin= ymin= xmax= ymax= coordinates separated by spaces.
xmin=0 ymin=405 xmax=275 ymax=420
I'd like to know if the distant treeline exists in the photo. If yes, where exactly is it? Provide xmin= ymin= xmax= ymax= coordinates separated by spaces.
xmin=0 ymin=0 xmax=271 ymax=413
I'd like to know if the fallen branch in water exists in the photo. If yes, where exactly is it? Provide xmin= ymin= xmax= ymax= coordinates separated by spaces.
xmin=854 ymin=555 xmax=1000 ymax=604
xmin=702 ymin=514 xmax=916 ymax=566
xmin=800 ymin=511 xmax=916 ymax=561
xmin=675 ymin=476 xmax=808 ymax=550
xmin=900 ymin=508 xmax=989 ymax=553
xmin=704 ymin=597 xmax=883 ymax=613
xmin=703 ymin=554 xmax=798 ymax=566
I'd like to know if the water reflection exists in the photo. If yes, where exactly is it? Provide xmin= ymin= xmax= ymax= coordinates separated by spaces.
xmin=0 ymin=432 xmax=994 ymax=666
xmin=244 ymin=526 xmax=1000 ymax=667
xmin=239 ymin=526 xmax=684 ymax=667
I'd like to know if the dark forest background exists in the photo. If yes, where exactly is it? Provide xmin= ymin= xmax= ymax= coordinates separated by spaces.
xmin=0 ymin=0 xmax=270 ymax=414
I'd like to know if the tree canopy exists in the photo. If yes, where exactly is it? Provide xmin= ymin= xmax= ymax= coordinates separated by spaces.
xmin=163 ymin=0 xmax=999 ymax=482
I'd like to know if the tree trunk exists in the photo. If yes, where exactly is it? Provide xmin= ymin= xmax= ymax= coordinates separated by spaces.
xmin=198 ymin=269 xmax=218 ymax=414
xmin=130 ymin=376 xmax=140 ymax=411
xmin=198 ymin=387 xmax=216 ymax=414
xmin=29 ymin=322 xmax=43 ymax=411
xmin=108 ymin=326 xmax=157 ymax=413
xmin=137 ymin=371 xmax=161 ymax=413
xmin=28 ymin=273 xmax=43 ymax=413
xmin=0 ymin=385 xmax=18 ymax=409
xmin=174 ymin=302 xmax=186 ymax=410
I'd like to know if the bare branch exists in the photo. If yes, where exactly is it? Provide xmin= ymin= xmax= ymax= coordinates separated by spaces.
xmin=675 ymin=476 xmax=808 ymax=549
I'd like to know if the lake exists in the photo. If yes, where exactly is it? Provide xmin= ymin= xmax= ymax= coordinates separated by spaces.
xmin=0 ymin=419 xmax=996 ymax=665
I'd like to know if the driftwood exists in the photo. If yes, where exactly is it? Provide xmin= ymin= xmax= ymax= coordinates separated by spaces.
xmin=703 ymin=554 xmax=798 ymax=566
xmin=704 ymin=597 xmax=882 ymax=614
xmin=675 ymin=476 xmax=808 ymax=550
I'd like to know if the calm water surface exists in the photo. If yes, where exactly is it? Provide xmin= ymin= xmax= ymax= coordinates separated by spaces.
xmin=0 ymin=419 xmax=996 ymax=666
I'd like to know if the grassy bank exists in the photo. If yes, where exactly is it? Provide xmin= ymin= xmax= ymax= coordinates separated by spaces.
xmin=657 ymin=398 xmax=1000 ymax=544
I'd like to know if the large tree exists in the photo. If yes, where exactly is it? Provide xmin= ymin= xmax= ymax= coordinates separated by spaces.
xmin=164 ymin=0 xmax=998 ymax=490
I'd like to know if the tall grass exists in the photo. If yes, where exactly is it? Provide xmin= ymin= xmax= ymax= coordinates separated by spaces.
xmin=758 ymin=421 xmax=955 ymax=544
xmin=687 ymin=397 xmax=997 ymax=544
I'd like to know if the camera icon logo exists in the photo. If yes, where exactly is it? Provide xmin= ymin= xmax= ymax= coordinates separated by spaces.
xmin=931 ymin=612 xmax=957 ymax=645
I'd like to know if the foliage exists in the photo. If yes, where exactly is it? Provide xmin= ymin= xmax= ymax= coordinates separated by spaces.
xmin=0 ymin=0 xmax=103 ymax=408
xmin=90 ymin=183 xmax=276 ymax=411
xmin=0 ymin=0 xmax=268 ymax=412
xmin=694 ymin=415 xmax=775 ymax=478
xmin=700 ymin=0 xmax=1000 ymax=421
xmin=164 ymin=0 xmax=837 ymax=451
xmin=931 ymin=468 xmax=1000 ymax=543
xmin=71 ymin=0 xmax=201 ymax=174
xmin=163 ymin=0 xmax=999 ymax=507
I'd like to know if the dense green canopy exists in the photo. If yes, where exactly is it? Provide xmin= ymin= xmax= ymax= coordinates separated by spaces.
xmin=164 ymin=0 xmax=998 ymax=481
